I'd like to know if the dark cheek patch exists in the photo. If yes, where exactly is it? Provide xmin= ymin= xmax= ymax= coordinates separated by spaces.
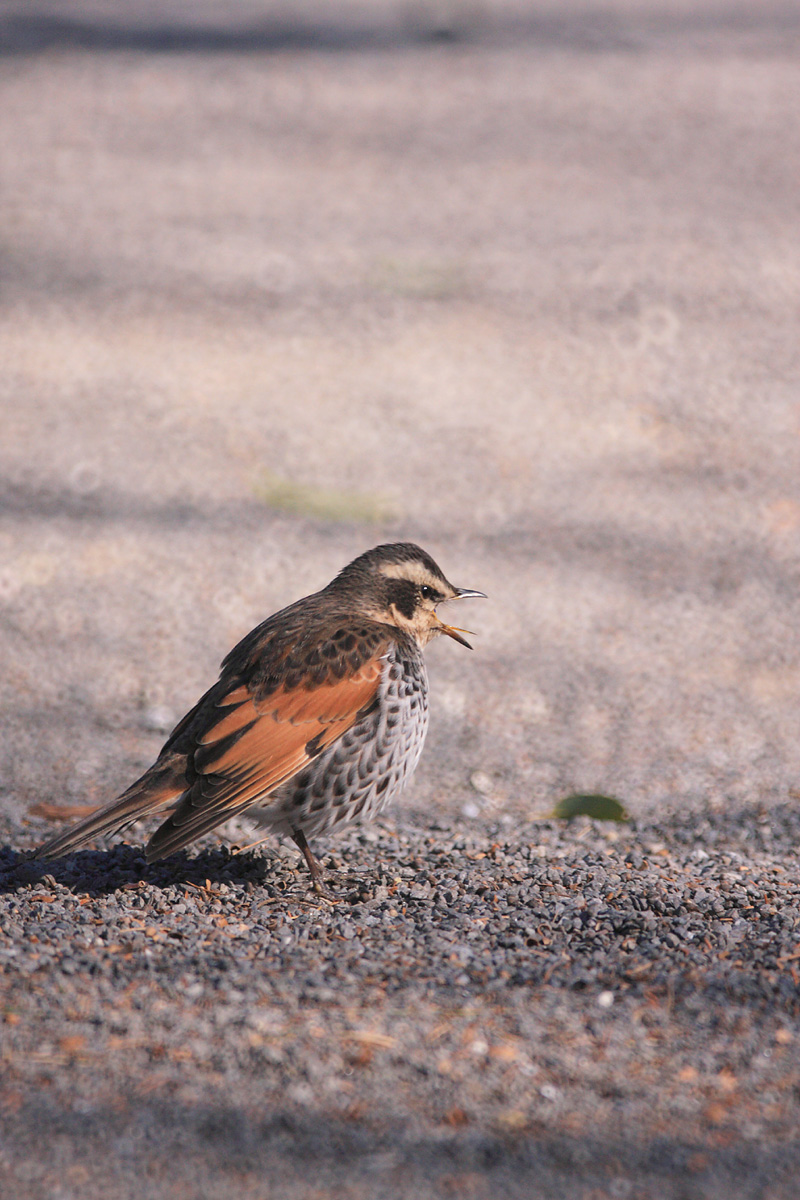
xmin=388 ymin=579 xmax=417 ymax=620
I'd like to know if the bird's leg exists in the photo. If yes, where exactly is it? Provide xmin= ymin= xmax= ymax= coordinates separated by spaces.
xmin=290 ymin=828 xmax=324 ymax=893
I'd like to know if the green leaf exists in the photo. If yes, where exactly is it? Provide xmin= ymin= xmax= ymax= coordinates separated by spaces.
xmin=550 ymin=793 xmax=630 ymax=823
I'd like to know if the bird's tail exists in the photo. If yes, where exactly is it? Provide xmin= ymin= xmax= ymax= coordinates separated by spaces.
xmin=35 ymin=755 xmax=187 ymax=860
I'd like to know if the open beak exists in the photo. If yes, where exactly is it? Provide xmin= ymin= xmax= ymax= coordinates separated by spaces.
xmin=434 ymin=586 xmax=487 ymax=650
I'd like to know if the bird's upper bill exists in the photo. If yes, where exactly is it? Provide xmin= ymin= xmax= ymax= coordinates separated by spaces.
xmin=433 ymin=586 xmax=487 ymax=649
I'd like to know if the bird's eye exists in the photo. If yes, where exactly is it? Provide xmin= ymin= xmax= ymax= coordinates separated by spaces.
xmin=420 ymin=585 xmax=432 ymax=599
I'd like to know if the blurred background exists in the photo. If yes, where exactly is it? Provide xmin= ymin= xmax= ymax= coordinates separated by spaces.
xmin=2 ymin=0 xmax=799 ymax=837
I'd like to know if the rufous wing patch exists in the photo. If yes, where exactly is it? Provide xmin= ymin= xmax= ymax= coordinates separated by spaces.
xmin=145 ymin=654 xmax=385 ymax=858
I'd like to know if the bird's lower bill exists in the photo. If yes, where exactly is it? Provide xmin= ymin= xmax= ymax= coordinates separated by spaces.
xmin=433 ymin=616 xmax=475 ymax=649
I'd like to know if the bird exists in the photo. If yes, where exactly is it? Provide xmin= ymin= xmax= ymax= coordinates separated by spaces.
xmin=36 ymin=543 xmax=485 ymax=889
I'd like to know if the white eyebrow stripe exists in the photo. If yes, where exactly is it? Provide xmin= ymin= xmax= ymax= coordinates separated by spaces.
xmin=379 ymin=561 xmax=441 ymax=587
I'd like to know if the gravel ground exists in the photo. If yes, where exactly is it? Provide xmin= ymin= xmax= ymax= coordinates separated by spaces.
xmin=3 ymin=805 xmax=800 ymax=1198
xmin=2 ymin=1 xmax=800 ymax=1196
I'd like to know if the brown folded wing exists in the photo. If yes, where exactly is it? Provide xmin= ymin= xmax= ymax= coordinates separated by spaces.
xmin=144 ymin=654 xmax=384 ymax=859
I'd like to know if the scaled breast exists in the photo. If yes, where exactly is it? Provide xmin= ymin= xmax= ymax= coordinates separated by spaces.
xmin=266 ymin=639 xmax=429 ymax=839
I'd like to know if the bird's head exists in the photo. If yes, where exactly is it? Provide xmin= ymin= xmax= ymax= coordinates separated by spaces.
xmin=331 ymin=543 xmax=486 ymax=648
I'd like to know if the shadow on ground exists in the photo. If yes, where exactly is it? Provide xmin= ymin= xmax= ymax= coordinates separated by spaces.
xmin=0 ymin=841 xmax=272 ymax=897
xmin=1 ymin=1095 xmax=798 ymax=1200
xmin=2 ymin=3 xmax=800 ymax=58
